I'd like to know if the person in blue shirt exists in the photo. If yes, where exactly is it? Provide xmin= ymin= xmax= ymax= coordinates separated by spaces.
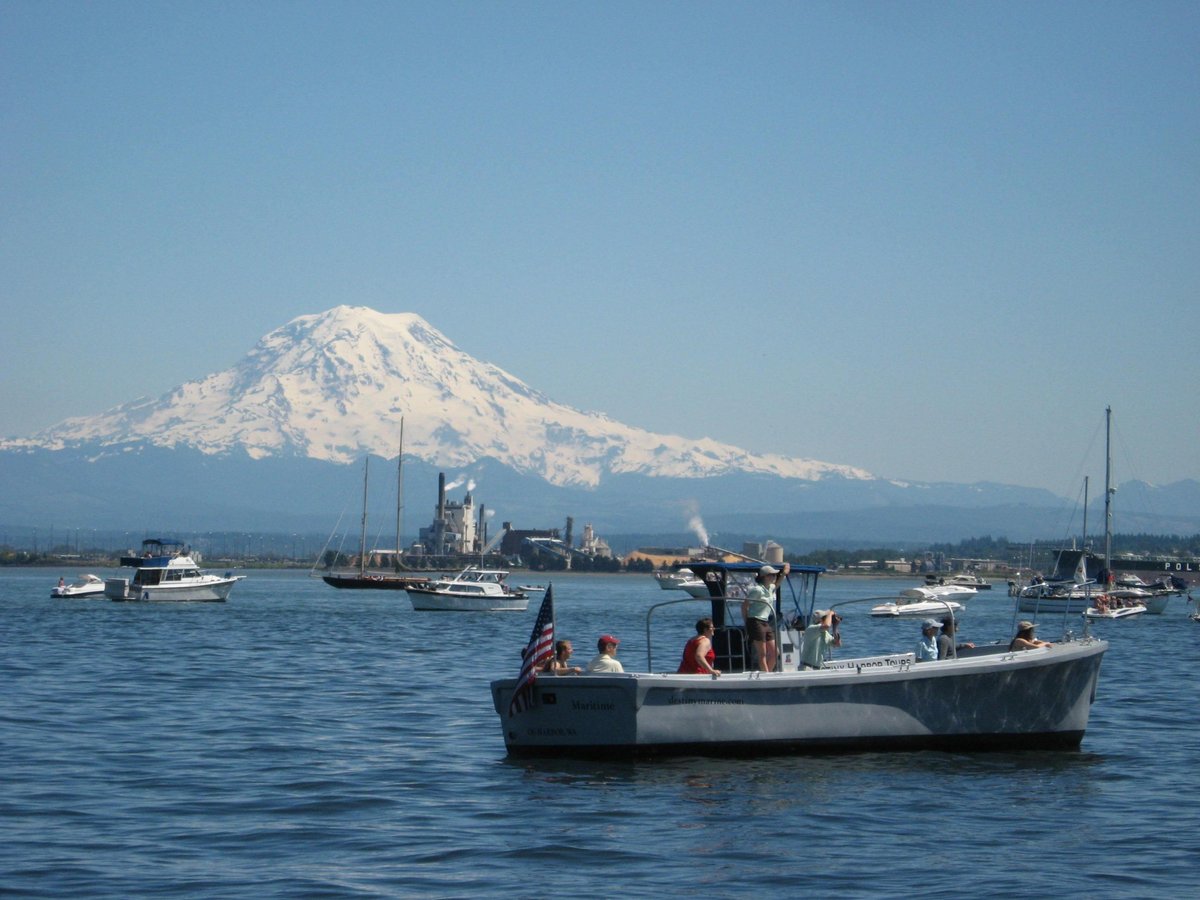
xmin=916 ymin=619 xmax=940 ymax=662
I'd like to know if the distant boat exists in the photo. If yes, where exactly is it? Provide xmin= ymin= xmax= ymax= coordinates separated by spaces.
xmin=653 ymin=567 xmax=701 ymax=591
xmin=104 ymin=539 xmax=244 ymax=602
xmin=318 ymin=419 xmax=430 ymax=592
xmin=870 ymin=585 xmax=969 ymax=618
xmin=926 ymin=573 xmax=991 ymax=590
xmin=51 ymin=573 xmax=106 ymax=598
xmin=406 ymin=566 xmax=529 ymax=612
xmin=1018 ymin=408 xmax=1185 ymax=614
xmin=1083 ymin=602 xmax=1147 ymax=621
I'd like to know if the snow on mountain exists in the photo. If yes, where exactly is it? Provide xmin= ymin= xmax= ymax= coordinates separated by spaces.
xmin=4 ymin=306 xmax=873 ymax=488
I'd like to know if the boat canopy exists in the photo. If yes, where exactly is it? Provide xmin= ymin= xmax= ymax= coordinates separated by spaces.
xmin=680 ymin=561 xmax=825 ymax=627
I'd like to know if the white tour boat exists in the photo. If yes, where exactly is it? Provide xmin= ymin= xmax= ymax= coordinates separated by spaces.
xmin=51 ymin=573 xmax=107 ymax=598
xmin=104 ymin=539 xmax=244 ymax=602
xmin=406 ymin=566 xmax=529 ymax=612
xmin=491 ymin=561 xmax=1107 ymax=757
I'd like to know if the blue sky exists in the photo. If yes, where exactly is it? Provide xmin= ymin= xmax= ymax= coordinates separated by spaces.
xmin=2 ymin=1 xmax=1197 ymax=494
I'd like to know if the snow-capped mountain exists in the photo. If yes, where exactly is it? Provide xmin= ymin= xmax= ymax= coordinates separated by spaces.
xmin=6 ymin=306 xmax=872 ymax=488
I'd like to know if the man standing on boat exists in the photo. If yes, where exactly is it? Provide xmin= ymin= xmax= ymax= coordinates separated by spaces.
xmin=743 ymin=565 xmax=786 ymax=672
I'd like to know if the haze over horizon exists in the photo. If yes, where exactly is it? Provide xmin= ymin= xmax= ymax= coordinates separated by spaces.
xmin=3 ymin=3 xmax=1197 ymax=496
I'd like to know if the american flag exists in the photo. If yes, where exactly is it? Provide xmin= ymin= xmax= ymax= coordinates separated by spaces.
xmin=509 ymin=584 xmax=555 ymax=717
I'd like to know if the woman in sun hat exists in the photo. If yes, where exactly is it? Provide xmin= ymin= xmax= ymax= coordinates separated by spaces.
xmin=1009 ymin=620 xmax=1052 ymax=652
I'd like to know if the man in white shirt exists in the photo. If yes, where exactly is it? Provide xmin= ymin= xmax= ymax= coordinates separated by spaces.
xmin=587 ymin=634 xmax=624 ymax=673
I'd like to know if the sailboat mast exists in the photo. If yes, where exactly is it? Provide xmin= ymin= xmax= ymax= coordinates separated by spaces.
xmin=396 ymin=418 xmax=405 ymax=564
xmin=1082 ymin=476 xmax=1089 ymax=550
xmin=359 ymin=457 xmax=369 ymax=577
xmin=1104 ymin=406 xmax=1113 ymax=579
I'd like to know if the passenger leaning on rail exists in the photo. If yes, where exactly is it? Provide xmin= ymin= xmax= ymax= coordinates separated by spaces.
xmin=1009 ymin=621 xmax=1052 ymax=651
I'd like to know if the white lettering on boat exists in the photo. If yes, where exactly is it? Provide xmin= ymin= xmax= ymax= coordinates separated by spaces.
xmin=823 ymin=653 xmax=915 ymax=671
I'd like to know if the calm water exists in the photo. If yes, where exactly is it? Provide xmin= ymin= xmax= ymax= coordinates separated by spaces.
xmin=2 ymin=568 xmax=1197 ymax=898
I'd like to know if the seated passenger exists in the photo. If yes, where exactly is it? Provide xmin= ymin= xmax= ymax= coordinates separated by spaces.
xmin=677 ymin=617 xmax=721 ymax=676
xmin=915 ymin=619 xmax=940 ymax=662
xmin=937 ymin=616 xmax=974 ymax=660
xmin=586 ymin=634 xmax=624 ymax=673
xmin=544 ymin=639 xmax=582 ymax=675
xmin=1009 ymin=620 xmax=1052 ymax=651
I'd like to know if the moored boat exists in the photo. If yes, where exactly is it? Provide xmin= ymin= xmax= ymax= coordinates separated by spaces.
xmin=104 ymin=539 xmax=244 ymax=602
xmin=1083 ymin=602 xmax=1146 ymax=620
xmin=871 ymin=584 xmax=971 ymax=617
xmin=927 ymin=573 xmax=992 ymax=590
xmin=317 ymin=421 xmax=430 ymax=592
xmin=491 ymin=560 xmax=1106 ymax=757
xmin=51 ymin=573 xmax=106 ymax=598
xmin=406 ymin=566 xmax=528 ymax=612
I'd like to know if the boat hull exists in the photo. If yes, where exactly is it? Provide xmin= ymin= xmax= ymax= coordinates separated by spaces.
xmin=407 ymin=588 xmax=529 ymax=612
xmin=322 ymin=573 xmax=429 ymax=591
xmin=104 ymin=576 xmax=244 ymax=602
xmin=491 ymin=638 xmax=1106 ymax=758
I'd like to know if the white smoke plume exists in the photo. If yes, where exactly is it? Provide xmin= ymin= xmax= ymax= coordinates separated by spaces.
xmin=686 ymin=507 xmax=709 ymax=547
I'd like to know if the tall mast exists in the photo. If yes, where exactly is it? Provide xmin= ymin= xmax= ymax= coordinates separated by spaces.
xmin=1104 ymin=406 xmax=1113 ymax=579
xmin=395 ymin=418 xmax=405 ymax=566
xmin=1082 ymin=475 xmax=1088 ymax=550
xmin=359 ymin=457 xmax=369 ymax=577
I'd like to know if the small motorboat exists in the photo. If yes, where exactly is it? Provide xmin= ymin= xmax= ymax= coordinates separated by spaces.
xmin=926 ymin=573 xmax=992 ymax=590
xmin=870 ymin=597 xmax=965 ymax=618
xmin=871 ymin=585 xmax=971 ymax=618
xmin=1084 ymin=602 xmax=1147 ymax=624
xmin=51 ymin=574 xmax=106 ymax=598
xmin=653 ymin=567 xmax=703 ymax=591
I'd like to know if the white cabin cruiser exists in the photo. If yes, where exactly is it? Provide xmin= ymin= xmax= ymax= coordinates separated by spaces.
xmin=870 ymin=585 xmax=972 ymax=617
xmin=104 ymin=539 xmax=244 ymax=602
xmin=406 ymin=566 xmax=529 ymax=612
xmin=927 ymin=573 xmax=992 ymax=590
xmin=652 ymin=567 xmax=710 ymax=597
xmin=51 ymin=573 xmax=106 ymax=598
xmin=491 ymin=561 xmax=1107 ymax=757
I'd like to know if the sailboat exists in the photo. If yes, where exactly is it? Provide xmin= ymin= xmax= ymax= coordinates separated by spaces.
xmin=1018 ymin=407 xmax=1169 ymax=616
xmin=318 ymin=420 xmax=430 ymax=591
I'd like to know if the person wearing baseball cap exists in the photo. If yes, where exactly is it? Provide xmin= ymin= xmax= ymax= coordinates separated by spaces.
xmin=742 ymin=563 xmax=788 ymax=672
xmin=916 ymin=619 xmax=941 ymax=662
xmin=587 ymin=634 xmax=624 ymax=673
